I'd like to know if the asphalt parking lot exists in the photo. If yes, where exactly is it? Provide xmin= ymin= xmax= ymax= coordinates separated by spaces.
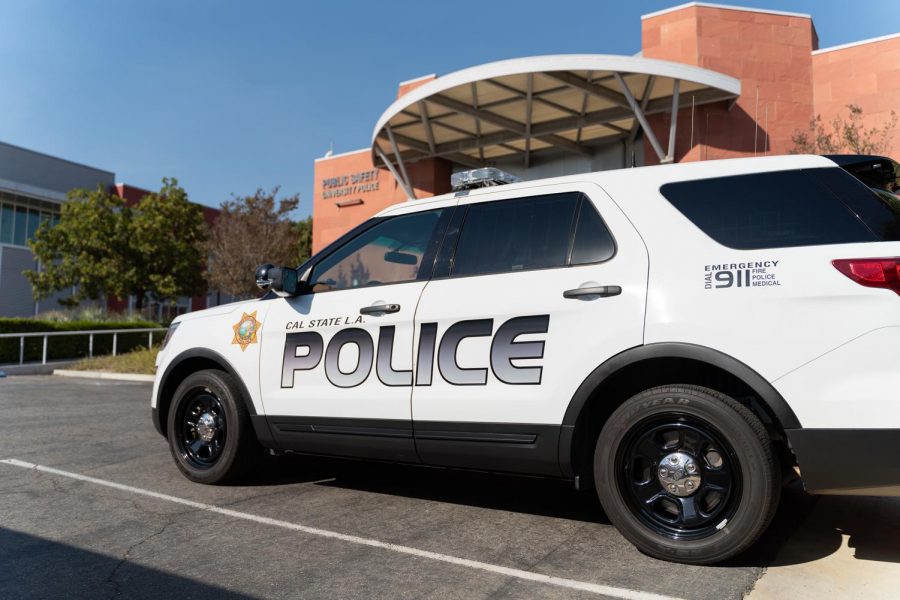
xmin=0 ymin=376 xmax=897 ymax=599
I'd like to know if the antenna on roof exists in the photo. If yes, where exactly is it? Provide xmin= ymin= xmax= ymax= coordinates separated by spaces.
xmin=324 ymin=142 xmax=333 ymax=158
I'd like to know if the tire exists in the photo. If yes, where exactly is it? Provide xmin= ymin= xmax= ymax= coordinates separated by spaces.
xmin=166 ymin=369 xmax=258 ymax=484
xmin=594 ymin=385 xmax=779 ymax=564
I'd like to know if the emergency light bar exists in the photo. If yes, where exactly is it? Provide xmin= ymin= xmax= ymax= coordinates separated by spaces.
xmin=451 ymin=168 xmax=521 ymax=191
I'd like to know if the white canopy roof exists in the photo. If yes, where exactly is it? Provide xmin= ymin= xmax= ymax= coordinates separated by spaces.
xmin=370 ymin=54 xmax=740 ymax=198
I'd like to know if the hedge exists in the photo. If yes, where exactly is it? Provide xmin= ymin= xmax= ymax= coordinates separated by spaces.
xmin=0 ymin=319 xmax=164 ymax=364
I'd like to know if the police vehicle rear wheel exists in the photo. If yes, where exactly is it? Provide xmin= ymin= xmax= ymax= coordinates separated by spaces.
xmin=594 ymin=385 xmax=780 ymax=565
xmin=167 ymin=369 xmax=255 ymax=485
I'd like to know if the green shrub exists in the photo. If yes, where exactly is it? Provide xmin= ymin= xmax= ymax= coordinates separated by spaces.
xmin=69 ymin=346 xmax=159 ymax=374
xmin=35 ymin=307 xmax=153 ymax=324
xmin=0 ymin=318 xmax=163 ymax=364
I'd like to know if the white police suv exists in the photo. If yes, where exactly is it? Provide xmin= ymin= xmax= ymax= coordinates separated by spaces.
xmin=152 ymin=154 xmax=900 ymax=564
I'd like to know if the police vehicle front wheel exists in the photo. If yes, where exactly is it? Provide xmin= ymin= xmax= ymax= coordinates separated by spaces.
xmin=594 ymin=385 xmax=780 ymax=565
xmin=167 ymin=369 xmax=258 ymax=485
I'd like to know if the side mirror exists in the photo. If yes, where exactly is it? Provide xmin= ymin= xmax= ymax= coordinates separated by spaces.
xmin=269 ymin=266 xmax=308 ymax=297
xmin=257 ymin=263 xmax=309 ymax=297
xmin=255 ymin=263 xmax=275 ymax=291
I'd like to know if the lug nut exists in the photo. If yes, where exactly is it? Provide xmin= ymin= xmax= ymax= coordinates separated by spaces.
xmin=686 ymin=481 xmax=695 ymax=489
xmin=659 ymin=468 xmax=668 ymax=477
xmin=669 ymin=456 xmax=678 ymax=464
xmin=669 ymin=484 xmax=677 ymax=492
xmin=686 ymin=464 xmax=697 ymax=474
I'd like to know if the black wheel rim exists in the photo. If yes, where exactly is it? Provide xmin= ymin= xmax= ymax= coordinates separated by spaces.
xmin=615 ymin=413 xmax=742 ymax=541
xmin=175 ymin=389 xmax=227 ymax=470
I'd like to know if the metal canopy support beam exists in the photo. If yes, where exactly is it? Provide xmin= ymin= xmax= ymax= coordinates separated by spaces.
xmin=445 ymin=153 xmax=485 ymax=168
xmin=604 ymin=122 xmax=630 ymax=135
xmin=375 ymin=144 xmax=416 ymax=200
xmin=536 ymin=133 xmax=593 ymax=157
xmin=486 ymin=78 xmax=582 ymax=118
xmin=418 ymin=101 xmax=436 ymax=154
xmin=628 ymin=75 xmax=655 ymax=145
xmin=382 ymin=128 xmax=486 ymax=168
xmin=428 ymin=120 xmax=522 ymax=157
xmin=480 ymin=83 xmax=569 ymax=110
xmin=664 ymin=79 xmax=680 ymax=164
xmin=545 ymin=71 xmax=631 ymax=110
xmin=576 ymin=70 xmax=592 ymax=144
xmin=524 ymin=74 xmax=533 ymax=168
xmin=374 ymin=144 xmax=415 ymax=200
xmin=470 ymin=82 xmax=485 ymax=162
xmin=385 ymin=124 xmax=415 ymax=200
xmin=614 ymin=72 xmax=666 ymax=163
xmin=427 ymin=94 xmax=592 ymax=157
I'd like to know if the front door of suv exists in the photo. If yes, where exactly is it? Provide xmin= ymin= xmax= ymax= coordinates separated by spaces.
xmin=411 ymin=184 xmax=649 ymax=475
xmin=259 ymin=205 xmax=453 ymax=461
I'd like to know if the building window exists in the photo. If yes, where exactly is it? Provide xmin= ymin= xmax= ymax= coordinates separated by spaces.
xmin=13 ymin=206 xmax=27 ymax=246
xmin=0 ymin=205 xmax=13 ymax=244
xmin=0 ymin=191 xmax=61 ymax=247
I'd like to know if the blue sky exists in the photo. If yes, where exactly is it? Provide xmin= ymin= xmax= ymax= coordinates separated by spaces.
xmin=0 ymin=0 xmax=895 ymax=217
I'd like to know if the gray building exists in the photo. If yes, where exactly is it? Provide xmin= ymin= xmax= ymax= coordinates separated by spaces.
xmin=0 ymin=141 xmax=114 ymax=317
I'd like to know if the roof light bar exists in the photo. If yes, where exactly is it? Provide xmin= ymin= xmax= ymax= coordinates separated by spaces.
xmin=451 ymin=168 xmax=522 ymax=191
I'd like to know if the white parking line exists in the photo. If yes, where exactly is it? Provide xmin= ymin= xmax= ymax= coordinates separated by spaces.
xmin=2 ymin=458 xmax=681 ymax=600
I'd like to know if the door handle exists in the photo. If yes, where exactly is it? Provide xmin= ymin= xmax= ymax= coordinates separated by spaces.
xmin=359 ymin=303 xmax=401 ymax=315
xmin=563 ymin=285 xmax=622 ymax=299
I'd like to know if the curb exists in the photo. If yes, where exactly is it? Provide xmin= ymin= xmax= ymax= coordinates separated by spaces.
xmin=0 ymin=360 xmax=77 ymax=376
xmin=53 ymin=369 xmax=155 ymax=383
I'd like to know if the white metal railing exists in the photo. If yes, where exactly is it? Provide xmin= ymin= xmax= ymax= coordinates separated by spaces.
xmin=0 ymin=327 xmax=167 ymax=365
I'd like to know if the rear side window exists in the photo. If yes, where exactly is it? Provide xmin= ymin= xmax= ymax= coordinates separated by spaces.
xmin=452 ymin=193 xmax=578 ymax=276
xmin=660 ymin=168 xmax=882 ymax=250
xmin=814 ymin=167 xmax=900 ymax=241
xmin=570 ymin=199 xmax=616 ymax=264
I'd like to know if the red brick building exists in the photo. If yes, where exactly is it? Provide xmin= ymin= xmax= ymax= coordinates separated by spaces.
xmin=312 ymin=2 xmax=899 ymax=252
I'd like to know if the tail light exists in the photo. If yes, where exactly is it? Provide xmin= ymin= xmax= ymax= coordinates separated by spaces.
xmin=832 ymin=258 xmax=900 ymax=295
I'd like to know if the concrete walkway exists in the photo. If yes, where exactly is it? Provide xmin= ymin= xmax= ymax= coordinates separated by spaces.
xmin=749 ymin=495 xmax=900 ymax=599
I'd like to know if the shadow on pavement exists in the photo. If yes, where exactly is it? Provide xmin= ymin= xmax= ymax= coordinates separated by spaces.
xmin=0 ymin=527 xmax=251 ymax=600
xmin=246 ymin=453 xmax=610 ymax=524
xmin=242 ymin=454 xmax=826 ymax=564
xmin=236 ymin=455 xmax=900 ymax=568
xmin=720 ymin=481 xmax=821 ymax=568
xmin=763 ymin=494 xmax=900 ymax=567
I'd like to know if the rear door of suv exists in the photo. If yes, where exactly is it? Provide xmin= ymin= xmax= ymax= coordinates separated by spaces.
xmin=410 ymin=183 xmax=649 ymax=475
xmin=652 ymin=163 xmax=900 ymax=430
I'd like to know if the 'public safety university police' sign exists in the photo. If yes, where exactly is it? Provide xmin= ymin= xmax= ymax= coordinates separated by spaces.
xmin=321 ymin=169 xmax=380 ymax=199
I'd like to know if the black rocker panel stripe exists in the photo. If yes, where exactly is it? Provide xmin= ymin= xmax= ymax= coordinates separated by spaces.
xmin=264 ymin=416 xmax=561 ymax=477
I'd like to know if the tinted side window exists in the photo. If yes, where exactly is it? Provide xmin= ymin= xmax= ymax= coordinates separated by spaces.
xmin=813 ymin=167 xmax=900 ymax=241
xmin=839 ymin=157 xmax=900 ymax=193
xmin=661 ymin=169 xmax=877 ymax=250
xmin=570 ymin=198 xmax=616 ymax=264
xmin=310 ymin=209 xmax=445 ymax=291
xmin=452 ymin=193 xmax=578 ymax=277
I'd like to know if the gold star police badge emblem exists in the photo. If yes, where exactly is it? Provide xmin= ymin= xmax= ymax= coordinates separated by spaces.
xmin=231 ymin=311 xmax=262 ymax=351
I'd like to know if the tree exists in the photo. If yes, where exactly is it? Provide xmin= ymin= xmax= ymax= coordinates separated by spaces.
xmin=205 ymin=188 xmax=300 ymax=299
xmin=26 ymin=178 xmax=207 ymax=311
xmin=296 ymin=215 xmax=313 ymax=265
xmin=130 ymin=178 xmax=208 ymax=308
xmin=791 ymin=104 xmax=898 ymax=155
